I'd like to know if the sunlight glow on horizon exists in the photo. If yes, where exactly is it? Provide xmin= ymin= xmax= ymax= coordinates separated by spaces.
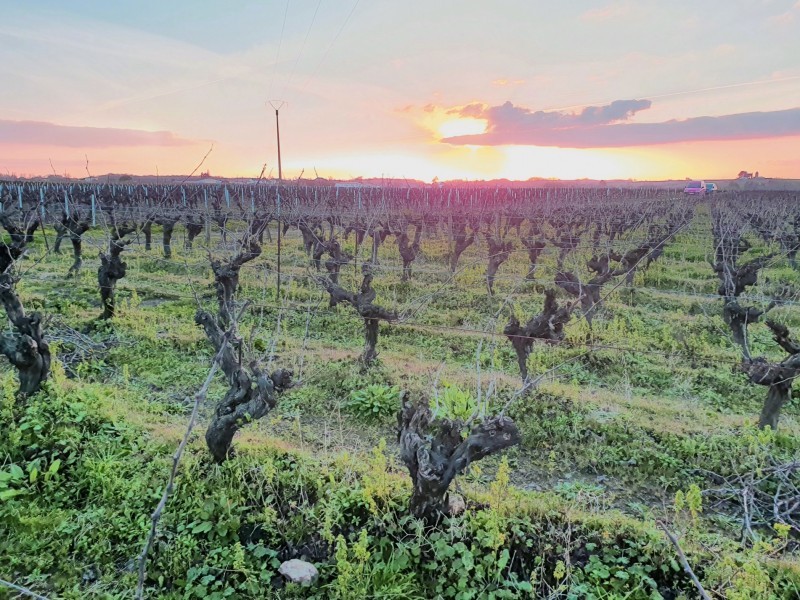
xmin=437 ymin=118 xmax=487 ymax=139
xmin=281 ymin=144 xmax=650 ymax=182
xmin=8 ymin=133 xmax=800 ymax=182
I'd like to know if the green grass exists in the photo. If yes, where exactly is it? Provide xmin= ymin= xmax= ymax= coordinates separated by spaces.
xmin=1 ymin=208 xmax=799 ymax=598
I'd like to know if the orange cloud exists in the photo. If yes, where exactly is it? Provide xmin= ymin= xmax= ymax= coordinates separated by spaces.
xmin=492 ymin=78 xmax=525 ymax=87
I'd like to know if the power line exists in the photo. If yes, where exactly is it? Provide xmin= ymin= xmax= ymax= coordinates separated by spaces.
xmin=282 ymin=0 xmax=323 ymax=99
xmin=297 ymin=0 xmax=360 ymax=97
xmin=268 ymin=0 xmax=291 ymax=100
xmin=542 ymin=75 xmax=800 ymax=114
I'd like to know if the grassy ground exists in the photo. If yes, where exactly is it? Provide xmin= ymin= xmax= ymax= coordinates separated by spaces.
xmin=2 ymin=206 xmax=799 ymax=598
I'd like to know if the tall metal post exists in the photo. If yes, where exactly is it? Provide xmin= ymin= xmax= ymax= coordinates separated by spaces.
xmin=275 ymin=108 xmax=283 ymax=180
xmin=271 ymin=103 xmax=284 ymax=300
xmin=204 ymin=188 xmax=210 ymax=244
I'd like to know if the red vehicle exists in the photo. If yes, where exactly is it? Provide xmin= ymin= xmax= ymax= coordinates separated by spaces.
xmin=683 ymin=181 xmax=706 ymax=195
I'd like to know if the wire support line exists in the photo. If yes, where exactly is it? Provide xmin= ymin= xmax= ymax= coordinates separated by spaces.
xmin=18 ymin=209 xmax=794 ymax=249
xmin=19 ymin=273 xmax=789 ymax=372
xmin=60 ymin=243 xmax=798 ymax=305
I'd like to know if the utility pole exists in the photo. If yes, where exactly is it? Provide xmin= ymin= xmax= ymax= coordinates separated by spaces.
xmin=275 ymin=108 xmax=283 ymax=179
xmin=269 ymin=101 xmax=285 ymax=300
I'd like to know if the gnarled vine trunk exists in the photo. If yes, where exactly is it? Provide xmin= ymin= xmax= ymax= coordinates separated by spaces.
xmin=555 ymin=271 xmax=610 ymax=326
xmin=297 ymin=219 xmax=320 ymax=256
xmin=318 ymin=263 xmax=397 ymax=364
xmin=398 ymin=222 xmax=422 ymax=282
xmin=0 ymin=211 xmax=39 ymax=274
xmin=185 ymin=217 xmax=204 ymax=249
xmin=61 ymin=213 xmax=90 ymax=277
xmin=53 ymin=219 xmax=67 ymax=254
xmin=156 ymin=215 xmax=180 ymax=258
xmin=742 ymin=321 xmax=800 ymax=430
xmin=0 ymin=272 xmax=51 ymax=397
xmin=323 ymin=239 xmax=351 ymax=285
xmin=449 ymin=219 xmax=474 ymax=272
xmin=723 ymin=301 xmax=773 ymax=361
xmin=196 ymin=309 xmax=292 ymax=462
xmin=312 ymin=239 xmax=326 ymax=271
xmin=397 ymin=398 xmax=520 ymax=521
xmin=485 ymin=234 xmax=513 ymax=296
xmin=504 ymin=289 xmax=571 ymax=381
xmin=197 ymin=237 xmax=291 ymax=462
xmin=759 ymin=383 xmax=791 ymax=431
xmin=521 ymin=237 xmax=546 ymax=280
xmin=141 ymin=221 xmax=153 ymax=251
xmin=98 ymin=225 xmax=135 ymax=319
xmin=210 ymin=239 xmax=261 ymax=329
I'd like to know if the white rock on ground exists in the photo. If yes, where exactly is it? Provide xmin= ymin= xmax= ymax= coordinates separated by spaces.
xmin=279 ymin=559 xmax=319 ymax=586
xmin=447 ymin=493 xmax=466 ymax=516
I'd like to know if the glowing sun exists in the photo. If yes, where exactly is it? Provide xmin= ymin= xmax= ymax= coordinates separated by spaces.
xmin=437 ymin=117 xmax=487 ymax=138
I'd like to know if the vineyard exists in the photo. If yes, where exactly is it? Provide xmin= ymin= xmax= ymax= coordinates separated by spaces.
xmin=1 ymin=180 xmax=799 ymax=599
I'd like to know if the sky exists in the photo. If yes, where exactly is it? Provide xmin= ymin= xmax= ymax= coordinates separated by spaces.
xmin=1 ymin=0 xmax=799 ymax=181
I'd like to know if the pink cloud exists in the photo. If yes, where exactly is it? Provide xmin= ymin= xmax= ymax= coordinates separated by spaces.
xmin=442 ymin=100 xmax=800 ymax=148
xmin=580 ymin=3 xmax=633 ymax=21
xmin=768 ymin=1 xmax=800 ymax=25
xmin=0 ymin=120 xmax=196 ymax=148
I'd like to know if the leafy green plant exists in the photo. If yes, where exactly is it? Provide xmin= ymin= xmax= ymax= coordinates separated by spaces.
xmin=346 ymin=384 xmax=401 ymax=421
xmin=0 ymin=463 xmax=26 ymax=501
xmin=432 ymin=381 xmax=476 ymax=421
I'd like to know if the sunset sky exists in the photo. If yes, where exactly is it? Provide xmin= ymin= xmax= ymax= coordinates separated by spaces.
xmin=1 ymin=0 xmax=799 ymax=181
